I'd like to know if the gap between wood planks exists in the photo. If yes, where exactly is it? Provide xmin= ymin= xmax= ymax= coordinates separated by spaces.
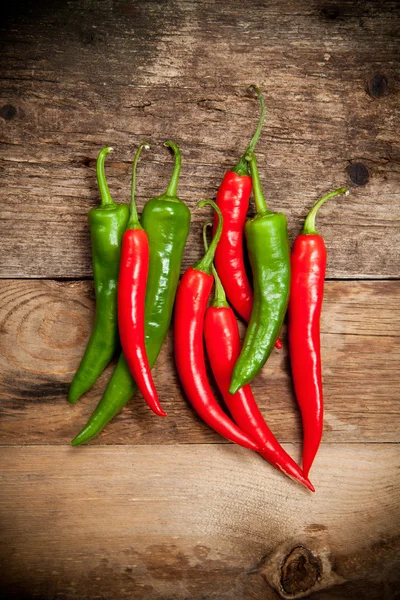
xmin=1 ymin=276 xmax=399 ymax=281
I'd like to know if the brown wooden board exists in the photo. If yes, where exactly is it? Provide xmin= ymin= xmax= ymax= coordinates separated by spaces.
xmin=1 ymin=0 xmax=399 ymax=279
xmin=1 ymin=0 xmax=400 ymax=598
xmin=1 ymin=445 xmax=399 ymax=600
xmin=0 ymin=279 xmax=399 ymax=445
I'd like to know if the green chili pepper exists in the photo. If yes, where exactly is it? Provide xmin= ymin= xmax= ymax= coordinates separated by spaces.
xmin=68 ymin=147 xmax=129 ymax=404
xmin=71 ymin=141 xmax=191 ymax=444
xmin=229 ymin=151 xmax=290 ymax=394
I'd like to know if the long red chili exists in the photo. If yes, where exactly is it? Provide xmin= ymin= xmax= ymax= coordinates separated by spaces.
xmin=202 ymin=225 xmax=314 ymax=491
xmin=118 ymin=143 xmax=166 ymax=417
xmin=174 ymin=200 xmax=260 ymax=452
xmin=289 ymin=187 xmax=347 ymax=477
xmin=213 ymin=86 xmax=282 ymax=349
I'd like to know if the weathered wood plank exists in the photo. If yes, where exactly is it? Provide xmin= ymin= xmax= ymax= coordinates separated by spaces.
xmin=0 ymin=444 xmax=399 ymax=599
xmin=1 ymin=0 xmax=399 ymax=278
xmin=0 ymin=279 xmax=399 ymax=445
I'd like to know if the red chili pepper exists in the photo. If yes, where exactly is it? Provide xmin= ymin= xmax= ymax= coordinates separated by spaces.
xmin=202 ymin=225 xmax=314 ymax=491
xmin=213 ymin=170 xmax=253 ymax=320
xmin=213 ymin=86 xmax=282 ymax=349
xmin=289 ymin=187 xmax=347 ymax=477
xmin=118 ymin=143 xmax=166 ymax=417
xmin=174 ymin=200 xmax=260 ymax=452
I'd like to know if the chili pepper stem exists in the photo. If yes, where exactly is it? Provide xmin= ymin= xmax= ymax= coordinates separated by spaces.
xmin=203 ymin=222 xmax=229 ymax=308
xmin=245 ymin=151 xmax=271 ymax=215
xmin=163 ymin=141 xmax=181 ymax=198
xmin=194 ymin=200 xmax=223 ymax=275
xmin=232 ymin=85 xmax=266 ymax=176
xmin=303 ymin=187 xmax=349 ymax=235
xmin=127 ymin=143 xmax=150 ymax=230
xmin=97 ymin=146 xmax=115 ymax=207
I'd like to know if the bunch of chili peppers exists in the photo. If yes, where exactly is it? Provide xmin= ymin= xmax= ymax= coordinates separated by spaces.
xmin=69 ymin=86 xmax=348 ymax=492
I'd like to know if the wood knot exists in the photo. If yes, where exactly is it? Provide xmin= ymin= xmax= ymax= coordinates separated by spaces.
xmin=347 ymin=162 xmax=369 ymax=186
xmin=367 ymin=74 xmax=389 ymax=98
xmin=281 ymin=546 xmax=322 ymax=596
xmin=81 ymin=31 xmax=95 ymax=45
xmin=320 ymin=5 xmax=341 ymax=20
xmin=1 ymin=104 xmax=17 ymax=120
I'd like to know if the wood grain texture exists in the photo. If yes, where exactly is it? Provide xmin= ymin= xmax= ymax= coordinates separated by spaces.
xmin=1 ymin=1 xmax=400 ymax=597
xmin=0 ymin=278 xmax=399 ymax=445
xmin=1 ymin=444 xmax=399 ymax=600
xmin=1 ymin=0 xmax=399 ymax=278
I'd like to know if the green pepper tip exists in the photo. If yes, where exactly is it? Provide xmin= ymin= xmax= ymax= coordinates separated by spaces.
xmin=229 ymin=380 xmax=240 ymax=395
xmin=71 ymin=431 xmax=86 ymax=446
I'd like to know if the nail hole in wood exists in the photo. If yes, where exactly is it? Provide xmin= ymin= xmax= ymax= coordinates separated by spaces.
xmin=81 ymin=31 xmax=95 ymax=44
xmin=347 ymin=163 xmax=369 ymax=186
xmin=81 ymin=157 xmax=96 ymax=168
xmin=367 ymin=74 xmax=389 ymax=98
xmin=320 ymin=6 xmax=341 ymax=20
xmin=1 ymin=104 xmax=17 ymax=120
xmin=281 ymin=546 xmax=322 ymax=596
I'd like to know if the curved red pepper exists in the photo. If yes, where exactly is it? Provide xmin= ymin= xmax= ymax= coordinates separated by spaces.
xmin=175 ymin=267 xmax=259 ymax=452
xmin=289 ymin=187 xmax=347 ymax=476
xmin=174 ymin=200 xmax=260 ymax=453
xmin=118 ymin=144 xmax=166 ymax=417
xmin=201 ymin=221 xmax=313 ymax=490
xmin=204 ymin=306 xmax=314 ymax=491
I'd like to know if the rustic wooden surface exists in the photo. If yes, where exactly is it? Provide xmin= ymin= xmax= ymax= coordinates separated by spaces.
xmin=1 ymin=445 xmax=400 ymax=600
xmin=0 ymin=280 xmax=399 ymax=445
xmin=1 ymin=0 xmax=399 ymax=598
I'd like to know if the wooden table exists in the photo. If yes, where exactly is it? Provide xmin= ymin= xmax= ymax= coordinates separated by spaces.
xmin=1 ymin=1 xmax=399 ymax=598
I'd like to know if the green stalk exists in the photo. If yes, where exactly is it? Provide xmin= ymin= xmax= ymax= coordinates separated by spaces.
xmin=303 ymin=187 xmax=348 ymax=235
xmin=232 ymin=85 xmax=266 ymax=176
xmin=127 ymin=142 xmax=150 ymax=230
xmin=194 ymin=199 xmax=223 ymax=275
xmin=245 ymin=151 xmax=271 ymax=215
xmin=96 ymin=147 xmax=115 ymax=207
xmin=202 ymin=222 xmax=229 ymax=308
xmin=163 ymin=141 xmax=182 ymax=198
